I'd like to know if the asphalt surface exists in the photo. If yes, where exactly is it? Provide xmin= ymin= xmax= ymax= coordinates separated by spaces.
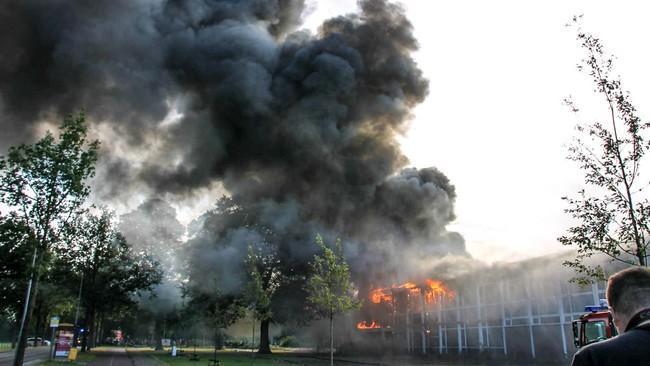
xmin=0 ymin=346 xmax=51 ymax=366
xmin=89 ymin=348 xmax=132 ymax=366
xmin=90 ymin=348 xmax=158 ymax=366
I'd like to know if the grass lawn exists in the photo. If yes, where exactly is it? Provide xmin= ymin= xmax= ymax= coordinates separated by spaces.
xmin=0 ymin=343 xmax=12 ymax=352
xmin=152 ymin=351 xmax=331 ymax=366
xmin=40 ymin=351 xmax=96 ymax=366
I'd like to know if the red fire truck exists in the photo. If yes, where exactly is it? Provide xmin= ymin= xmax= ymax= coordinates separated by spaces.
xmin=572 ymin=301 xmax=618 ymax=348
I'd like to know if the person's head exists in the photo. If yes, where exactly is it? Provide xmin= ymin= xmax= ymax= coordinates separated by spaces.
xmin=606 ymin=266 xmax=650 ymax=332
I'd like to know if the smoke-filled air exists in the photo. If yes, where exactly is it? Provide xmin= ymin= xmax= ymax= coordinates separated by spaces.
xmin=0 ymin=0 xmax=464 ymax=287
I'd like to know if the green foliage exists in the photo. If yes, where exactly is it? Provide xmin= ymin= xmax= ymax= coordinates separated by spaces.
xmin=244 ymin=244 xmax=281 ymax=322
xmin=0 ymin=112 xmax=99 ymax=360
xmin=305 ymin=234 xmax=360 ymax=318
xmin=56 ymin=209 xmax=163 ymax=313
xmin=560 ymin=22 xmax=650 ymax=282
xmin=0 ymin=112 xmax=99 ymax=251
xmin=0 ymin=215 xmax=35 ymax=319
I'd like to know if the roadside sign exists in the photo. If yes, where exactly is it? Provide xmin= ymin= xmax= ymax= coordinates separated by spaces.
xmin=50 ymin=316 xmax=60 ymax=328
xmin=55 ymin=329 xmax=73 ymax=357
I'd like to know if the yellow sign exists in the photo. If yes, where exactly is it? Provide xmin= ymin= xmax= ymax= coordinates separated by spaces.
xmin=68 ymin=348 xmax=78 ymax=361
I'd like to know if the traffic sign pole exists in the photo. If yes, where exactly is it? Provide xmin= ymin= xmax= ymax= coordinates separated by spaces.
xmin=49 ymin=316 xmax=59 ymax=360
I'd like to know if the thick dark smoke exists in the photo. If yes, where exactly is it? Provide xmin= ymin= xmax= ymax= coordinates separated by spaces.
xmin=120 ymin=198 xmax=185 ymax=314
xmin=0 ymin=0 xmax=466 ymax=291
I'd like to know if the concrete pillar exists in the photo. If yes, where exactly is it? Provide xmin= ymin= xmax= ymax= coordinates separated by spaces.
xmin=558 ymin=283 xmax=568 ymax=356
xmin=526 ymin=281 xmax=536 ymax=359
xmin=438 ymin=294 xmax=443 ymax=354
xmin=456 ymin=295 xmax=462 ymax=354
xmin=420 ymin=291 xmax=426 ymax=355
xmin=406 ymin=293 xmax=411 ymax=353
xmin=476 ymin=283 xmax=484 ymax=351
xmin=499 ymin=281 xmax=507 ymax=355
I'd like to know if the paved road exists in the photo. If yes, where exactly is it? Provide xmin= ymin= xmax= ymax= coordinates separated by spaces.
xmin=89 ymin=348 xmax=131 ymax=366
xmin=90 ymin=348 xmax=159 ymax=366
xmin=0 ymin=346 xmax=51 ymax=366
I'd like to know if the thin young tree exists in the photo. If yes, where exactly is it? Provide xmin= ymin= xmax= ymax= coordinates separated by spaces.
xmin=305 ymin=234 xmax=360 ymax=366
xmin=559 ymin=21 xmax=650 ymax=283
xmin=0 ymin=112 xmax=98 ymax=366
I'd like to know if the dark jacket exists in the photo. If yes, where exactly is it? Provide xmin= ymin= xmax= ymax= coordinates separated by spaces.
xmin=571 ymin=321 xmax=650 ymax=366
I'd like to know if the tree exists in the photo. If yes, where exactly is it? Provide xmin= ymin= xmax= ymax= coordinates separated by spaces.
xmin=0 ymin=112 xmax=98 ymax=366
xmin=560 ymin=22 xmax=650 ymax=283
xmin=305 ymin=235 xmax=360 ymax=366
xmin=186 ymin=196 xmax=295 ymax=353
xmin=0 ymin=215 xmax=35 ymax=346
xmin=243 ymin=244 xmax=281 ymax=354
xmin=55 ymin=209 xmax=162 ymax=351
xmin=184 ymin=278 xmax=244 ymax=352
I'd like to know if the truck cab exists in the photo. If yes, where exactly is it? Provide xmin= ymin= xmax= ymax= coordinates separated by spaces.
xmin=572 ymin=302 xmax=618 ymax=348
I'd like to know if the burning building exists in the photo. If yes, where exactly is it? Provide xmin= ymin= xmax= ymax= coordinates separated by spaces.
xmin=343 ymin=252 xmax=624 ymax=363
xmin=355 ymin=279 xmax=456 ymax=353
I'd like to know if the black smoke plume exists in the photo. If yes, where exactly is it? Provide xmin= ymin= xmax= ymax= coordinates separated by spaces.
xmin=0 ymin=0 xmax=466 ymax=292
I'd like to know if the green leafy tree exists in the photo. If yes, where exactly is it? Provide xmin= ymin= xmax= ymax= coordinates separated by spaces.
xmin=560 ymin=22 xmax=650 ymax=283
xmin=0 ymin=215 xmax=35 ymax=345
xmin=0 ymin=112 xmax=98 ymax=365
xmin=56 ymin=209 xmax=162 ymax=351
xmin=186 ymin=196 xmax=297 ymax=353
xmin=243 ymin=244 xmax=281 ymax=354
xmin=305 ymin=234 xmax=360 ymax=366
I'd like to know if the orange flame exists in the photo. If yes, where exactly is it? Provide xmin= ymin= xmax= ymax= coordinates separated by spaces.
xmin=369 ymin=279 xmax=455 ymax=305
xmin=356 ymin=320 xmax=382 ymax=329
xmin=370 ymin=288 xmax=392 ymax=304
xmin=423 ymin=279 xmax=456 ymax=303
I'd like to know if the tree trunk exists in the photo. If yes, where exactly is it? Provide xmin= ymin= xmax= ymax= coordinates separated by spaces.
xmin=81 ymin=305 xmax=95 ymax=352
xmin=13 ymin=275 xmax=40 ymax=366
xmin=33 ymin=301 xmax=43 ymax=346
xmin=329 ymin=312 xmax=334 ymax=366
xmin=95 ymin=313 xmax=101 ymax=346
xmin=154 ymin=320 xmax=163 ymax=350
xmin=100 ymin=313 xmax=106 ymax=345
xmin=88 ymin=307 xmax=96 ymax=350
xmin=601 ymin=71 xmax=647 ymax=267
xmin=257 ymin=319 xmax=271 ymax=354
xmin=251 ymin=318 xmax=255 ymax=355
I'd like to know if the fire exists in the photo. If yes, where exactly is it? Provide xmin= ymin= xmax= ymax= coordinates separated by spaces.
xmin=356 ymin=320 xmax=382 ymax=329
xmin=369 ymin=279 xmax=455 ymax=305
xmin=370 ymin=288 xmax=392 ymax=304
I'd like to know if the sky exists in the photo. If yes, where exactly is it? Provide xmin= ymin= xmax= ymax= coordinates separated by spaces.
xmin=302 ymin=0 xmax=650 ymax=263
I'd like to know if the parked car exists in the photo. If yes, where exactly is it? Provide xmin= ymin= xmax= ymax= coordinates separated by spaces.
xmin=26 ymin=337 xmax=50 ymax=346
